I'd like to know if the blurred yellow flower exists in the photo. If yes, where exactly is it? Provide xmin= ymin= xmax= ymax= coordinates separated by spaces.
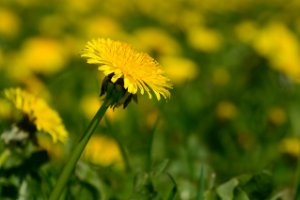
xmin=62 ymin=35 xmax=85 ymax=57
xmin=133 ymin=27 xmax=181 ymax=56
xmin=13 ymin=0 xmax=40 ymax=7
xmin=63 ymin=0 xmax=97 ymax=14
xmin=235 ymin=21 xmax=258 ymax=43
xmin=39 ymin=15 xmax=66 ymax=36
xmin=160 ymin=56 xmax=199 ymax=84
xmin=268 ymin=107 xmax=287 ymax=126
xmin=82 ymin=134 xmax=124 ymax=170
xmin=280 ymin=137 xmax=300 ymax=157
xmin=134 ymin=0 xmax=178 ymax=19
xmin=20 ymin=75 xmax=51 ymax=101
xmin=0 ymin=98 xmax=11 ymax=119
xmin=253 ymin=23 xmax=300 ymax=81
xmin=216 ymin=101 xmax=237 ymax=121
xmin=84 ymin=17 xmax=122 ymax=38
xmin=4 ymin=88 xmax=68 ymax=143
xmin=82 ymin=38 xmax=172 ymax=100
xmin=212 ymin=67 xmax=230 ymax=86
xmin=37 ymin=134 xmax=65 ymax=160
xmin=80 ymin=94 xmax=101 ymax=119
xmin=237 ymin=21 xmax=300 ymax=82
xmin=187 ymin=26 xmax=222 ymax=52
xmin=178 ymin=11 xmax=204 ymax=30
xmin=15 ymin=37 xmax=68 ymax=76
xmin=0 ymin=8 xmax=20 ymax=38
xmin=80 ymin=94 xmax=124 ymax=120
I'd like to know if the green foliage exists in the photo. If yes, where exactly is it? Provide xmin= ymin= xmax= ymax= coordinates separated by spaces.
xmin=205 ymin=171 xmax=273 ymax=200
xmin=130 ymin=160 xmax=177 ymax=200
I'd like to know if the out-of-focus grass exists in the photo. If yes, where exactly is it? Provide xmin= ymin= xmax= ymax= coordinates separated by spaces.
xmin=0 ymin=0 xmax=300 ymax=199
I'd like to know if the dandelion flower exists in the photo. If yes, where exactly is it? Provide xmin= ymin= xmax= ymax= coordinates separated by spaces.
xmin=216 ymin=101 xmax=237 ymax=121
xmin=280 ymin=137 xmax=300 ymax=157
xmin=268 ymin=107 xmax=286 ymax=126
xmin=81 ymin=38 xmax=172 ymax=101
xmin=0 ymin=8 xmax=20 ymax=38
xmin=4 ymin=88 xmax=68 ymax=143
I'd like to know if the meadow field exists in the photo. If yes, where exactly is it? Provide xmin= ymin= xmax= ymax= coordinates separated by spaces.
xmin=0 ymin=0 xmax=300 ymax=199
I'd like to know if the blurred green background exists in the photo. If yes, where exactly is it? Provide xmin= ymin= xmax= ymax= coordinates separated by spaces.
xmin=0 ymin=0 xmax=300 ymax=199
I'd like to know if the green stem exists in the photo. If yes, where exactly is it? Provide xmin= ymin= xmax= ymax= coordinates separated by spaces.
xmin=0 ymin=149 xmax=11 ymax=167
xmin=49 ymin=101 xmax=109 ymax=200
xmin=117 ymin=138 xmax=131 ymax=172
xmin=197 ymin=165 xmax=205 ymax=200
xmin=295 ymin=148 xmax=300 ymax=200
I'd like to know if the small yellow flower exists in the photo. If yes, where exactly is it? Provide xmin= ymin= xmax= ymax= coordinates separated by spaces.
xmin=236 ymin=21 xmax=300 ymax=83
xmin=84 ymin=17 xmax=122 ymax=38
xmin=19 ymin=37 xmax=67 ymax=75
xmin=216 ymin=101 xmax=237 ymax=121
xmin=253 ymin=23 xmax=300 ymax=82
xmin=37 ymin=134 xmax=65 ymax=160
xmin=80 ymin=94 xmax=102 ymax=119
xmin=160 ymin=56 xmax=199 ymax=84
xmin=0 ymin=98 xmax=11 ymax=119
xmin=4 ymin=88 xmax=68 ymax=143
xmin=187 ymin=26 xmax=222 ymax=52
xmin=280 ymin=137 xmax=300 ymax=157
xmin=268 ymin=107 xmax=287 ymax=126
xmin=80 ymin=94 xmax=124 ymax=120
xmin=133 ymin=27 xmax=181 ymax=56
xmin=81 ymin=38 xmax=172 ymax=101
xmin=235 ymin=21 xmax=258 ymax=43
xmin=82 ymin=134 xmax=124 ymax=170
xmin=0 ymin=8 xmax=20 ymax=38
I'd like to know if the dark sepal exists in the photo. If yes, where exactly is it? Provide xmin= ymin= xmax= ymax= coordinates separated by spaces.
xmin=100 ymin=73 xmax=138 ymax=109
xmin=132 ymin=93 xmax=138 ymax=103
xmin=17 ymin=115 xmax=37 ymax=135
xmin=100 ymin=75 xmax=111 ymax=96
xmin=123 ymin=93 xmax=138 ymax=109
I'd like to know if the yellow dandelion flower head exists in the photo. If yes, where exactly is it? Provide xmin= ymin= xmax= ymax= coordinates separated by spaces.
xmin=81 ymin=38 xmax=172 ymax=100
xmin=4 ymin=88 xmax=68 ymax=143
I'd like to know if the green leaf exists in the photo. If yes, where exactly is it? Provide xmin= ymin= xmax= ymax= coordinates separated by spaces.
xmin=197 ymin=165 xmax=205 ymax=200
xmin=204 ymin=190 xmax=218 ymax=200
xmin=74 ymin=180 xmax=100 ymax=200
xmin=240 ymin=171 xmax=273 ymax=200
xmin=235 ymin=188 xmax=250 ymax=200
xmin=166 ymin=173 xmax=177 ymax=200
xmin=151 ymin=159 xmax=169 ymax=177
xmin=216 ymin=178 xmax=239 ymax=200
xmin=130 ymin=172 xmax=158 ymax=200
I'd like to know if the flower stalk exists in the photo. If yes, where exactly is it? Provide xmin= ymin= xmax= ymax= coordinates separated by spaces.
xmin=0 ymin=149 xmax=11 ymax=167
xmin=49 ymin=37 xmax=172 ymax=200
xmin=295 ymin=150 xmax=300 ymax=200
xmin=49 ymin=99 xmax=109 ymax=200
